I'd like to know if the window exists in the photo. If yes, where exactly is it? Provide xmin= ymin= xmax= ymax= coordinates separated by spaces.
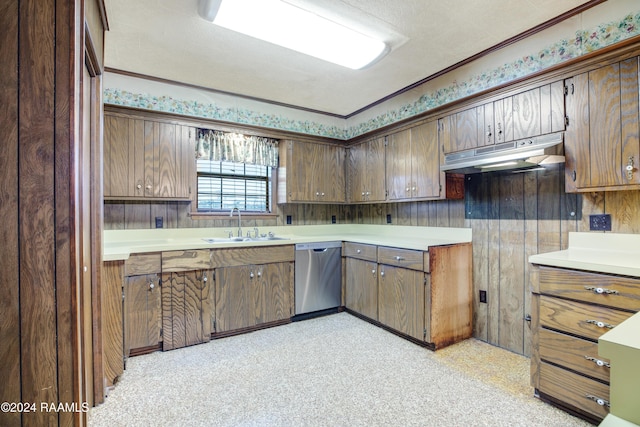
xmin=197 ymin=158 xmax=273 ymax=212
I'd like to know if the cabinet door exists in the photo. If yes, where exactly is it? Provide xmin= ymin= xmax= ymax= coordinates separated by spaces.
xmin=215 ymin=264 xmax=253 ymax=332
xmin=286 ymin=141 xmax=322 ymax=202
xmin=347 ymin=142 xmax=367 ymax=202
xmin=104 ymin=114 xmax=144 ymax=197
xmin=378 ymin=265 xmax=425 ymax=341
xmin=453 ymin=107 xmax=479 ymax=152
xmin=161 ymin=269 xmax=212 ymax=350
xmin=258 ymin=262 xmax=293 ymax=324
xmin=410 ymin=121 xmax=441 ymax=199
xmin=366 ymin=136 xmax=386 ymax=202
xmin=512 ymin=88 xmax=541 ymax=140
xmin=438 ymin=116 xmax=454 ymax=154
xmin=494 ymin=97 xmax=513 ymax=144
xmin=323 ymin=144 xmax=346 ymax=203
xmin=385 ymin=129 xmax=411 ymax=201
xmin=345 ymin=258 xmax=378 ymax=320
xmin=124 ymin=274 xmax=161 ymax=353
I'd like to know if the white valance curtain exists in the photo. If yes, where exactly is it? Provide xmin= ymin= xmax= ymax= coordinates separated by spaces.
xmin=196 ymin=129 xmax=279 ymax=168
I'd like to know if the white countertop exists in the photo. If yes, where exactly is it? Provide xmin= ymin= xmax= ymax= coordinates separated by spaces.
xmin=529 ymin=232 xmax=640 ymax=278
xmin=104 ymin=224 xmax=472 ymax=261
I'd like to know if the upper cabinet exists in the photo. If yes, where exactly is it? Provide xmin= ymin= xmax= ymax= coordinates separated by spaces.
xmin=278 ymin=140 xmax=346 ymax=203
xmin=347 ymin=136 xmax=386 ymax=203
xmin=440 ymin=82 xmax=566 ymax=155
xmin=564 ymin=57 xmax=640 ymax=192
xmin=386 ymin=120 xmax=442 ymax=201
xmin=103 ymin=111 xmax=194 ymax=200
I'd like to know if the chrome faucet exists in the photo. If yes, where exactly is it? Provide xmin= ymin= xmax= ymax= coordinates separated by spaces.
xmin=229 ymin=207 xmax=242 ymax=237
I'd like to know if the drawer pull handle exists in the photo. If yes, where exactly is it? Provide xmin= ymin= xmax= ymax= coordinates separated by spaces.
xmin=584 ymin=286 xmax=619 ymax=295
xmin=356 ymin=249 xmax=361 ymax=254
xmin=395 ymin=256 xmax=404 ymax=261
xmin=585 ymin=394 xmax=610 ymax=407
xmin=584 ymin=356 xmax=610 ymax=368
xmin=586 ymin=319 xmax=615 ymax=329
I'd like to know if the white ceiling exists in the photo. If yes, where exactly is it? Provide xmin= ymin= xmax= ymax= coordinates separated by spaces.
xmin=103 ymin=0 xmax=593 ymax=117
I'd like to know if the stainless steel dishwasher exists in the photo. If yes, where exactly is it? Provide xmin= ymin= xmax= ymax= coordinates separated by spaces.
xmin=294 ymin=241 xmax=342 ymax=316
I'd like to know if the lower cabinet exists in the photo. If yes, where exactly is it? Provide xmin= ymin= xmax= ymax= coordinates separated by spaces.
xmin=345 ymin=256 xmax=378 ymax=320
xmin=124 ymin=273 xmax=162 ymax=353
xmin=344 ymin=241 xmax=472 ymax=349
xmin=215 ymin=262 xmax=293 ymax=333
xmin=378 ymin=265 xmax=425 ymax=341
xmin=530 ymin=266 xmax=640 ymax=423
xmin=161 ymin=269 xmax=213 ymax=351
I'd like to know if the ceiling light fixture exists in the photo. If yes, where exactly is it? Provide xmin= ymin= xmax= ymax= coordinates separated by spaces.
xmin=198 ymin=0 xmax=389 ymax=70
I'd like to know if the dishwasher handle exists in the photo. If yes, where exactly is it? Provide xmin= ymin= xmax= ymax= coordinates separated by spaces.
xmin=313 ymin=248 xmax=328 ymax=252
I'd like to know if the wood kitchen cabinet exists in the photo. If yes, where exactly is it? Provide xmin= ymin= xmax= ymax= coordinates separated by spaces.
xmin=386 ymin=120 xmax=441 ymax=201
xmin=122 ymin=253 xmax=163 ymax=356
xmin=278 ymin=140 xmax=346 ymax=203
xmin=344 ymin=242 xmax=378 ymax=320
xmin=347 ymin=136 xmax=386 ymax=203
xmin=439 ymin=81 xmax=565 ymax=153
xmin=378 ymin=264 xmax=425 ymax=341
xmin=103 ymin=110 xmax=194 ymax=200
xmin=564 ymin=57 xmax=640 ymax=192
xmin=160 ymin=250 xmax=213 ymax=351
xmin=530 ymin=266 xmax=640 ymax=423
xmin=215 ymin=262 xmax=293 ymax=333
xmin=343 ymin=242 xmax=472 ymax=349
xmin=124 ymin=274 xmax=162 ymax=353
xmin=212 ymin=245 xmax=295 ymax=335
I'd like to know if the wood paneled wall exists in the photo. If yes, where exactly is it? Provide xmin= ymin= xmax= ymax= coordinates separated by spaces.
xmin=0 ymin=0 xmax=91 ymax=425
xmin=104 ymin=170 xmax=640 ymax=357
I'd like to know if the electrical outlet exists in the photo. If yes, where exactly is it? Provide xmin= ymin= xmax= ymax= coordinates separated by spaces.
xmin=589 ymin=214 xmax=611 ymax=231
xmin=286 ymin=215 xmax=292 ymax=225
xmin=386 ymin=214 xmax=392 ymax=224
xmin=479 ymin=290 xmax=487 ymax=303
xmin=331 ymin=215 xmax=336 ymax=224
xmin=155 ymin=216 xmax=163 ymax=228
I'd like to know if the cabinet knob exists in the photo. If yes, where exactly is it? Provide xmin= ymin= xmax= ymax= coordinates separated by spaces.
xmin=356 ymin=249 xmax=361 ymax=253
xmin=380 ymin=271 xmax=385 ymax=277
xmin=250 ymin=272 xmax=254 ymax=279
xmin=257 ymin=271 xmax=262 ymax=277
xmin=361 ymin=192 xmax=365 ymax=196
xmin=371 ymin=269 xmax=376 ymax=274
xmin=321 ymin=192 xmax=325 ymax=197
xmin=627 ymin=156 xmax=635 ymax=180
xmin=405 ymin=187 xmax=410 ymax=192
xmin=146 ymin=185 xmax=152 ymax=190
xmin=149 ymin=282 xmax=155 ymax=290
xmin=136 ymin=184 xmax=142 ymax=189
xmin=395 ymin=256 xmax=405 ymax=261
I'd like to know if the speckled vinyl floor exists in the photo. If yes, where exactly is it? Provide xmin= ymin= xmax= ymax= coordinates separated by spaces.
xmin=89 ymin=313 xmax=593 ymax=427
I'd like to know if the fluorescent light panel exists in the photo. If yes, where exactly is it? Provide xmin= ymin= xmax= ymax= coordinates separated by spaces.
xmin=203 ymin=0 xmax=387 ymax=69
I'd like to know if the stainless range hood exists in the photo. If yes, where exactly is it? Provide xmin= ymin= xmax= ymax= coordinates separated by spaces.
xmin=441 ymin=132 xmax=564 ymax=174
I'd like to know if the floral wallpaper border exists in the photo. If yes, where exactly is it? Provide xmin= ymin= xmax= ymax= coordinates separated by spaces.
xmin=103 ymin=10 xmax=640 ymax=140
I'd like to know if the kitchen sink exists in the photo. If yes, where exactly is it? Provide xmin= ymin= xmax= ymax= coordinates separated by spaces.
xmin=202 ymin=236 xmax=290 ymax=244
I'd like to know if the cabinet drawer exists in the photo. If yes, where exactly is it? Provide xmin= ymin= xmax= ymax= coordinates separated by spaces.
xmin=539 ymin=295 xmax=633 ymax=341
xmin=378 ymin=246 xmax=424 ymax=271
xmin=539 ymin=362 xmax=609 ymax=420
xmin=162 ymin=249 xmax=211 ymax=272
xmin=540 ymin=267 xmax=640 ymax=311
xmin=125 ymin=253 xmax=161 ymax=276
xmin=539 ymin=328 xmax=610 ymax=383
xmin=343 ymin=242 xmax=377 ymax=262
